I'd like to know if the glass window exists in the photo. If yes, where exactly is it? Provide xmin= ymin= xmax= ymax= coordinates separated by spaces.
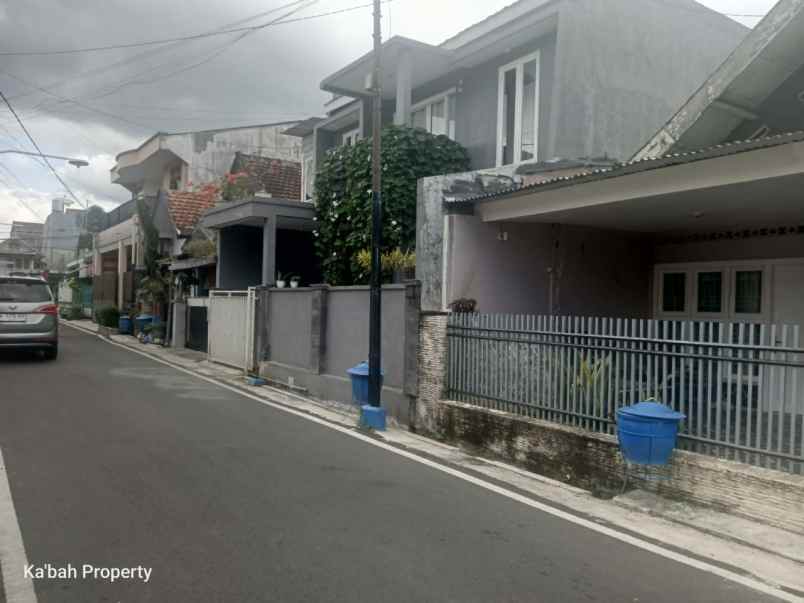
xmin=410 ymin=93 xmax=455 ymax=139
xmin=497 ymin=52 xmax=540 ymax=166
xmin=501 ymin=68 xmax=516 ymax=165
xmin=520 ymin=59 xmax=538 ymax=161
xmin=697 ymin=272 xmax=723 ymax=313
xmin=662 ymin=273 xmax=686 ymax=312
xmin=735 ymin=270 xmax=762 ymax=313
xmin=430 ymin=99 xmax=446 ymax=136
xmin=0 ymin=279 xmax=52 ymax=302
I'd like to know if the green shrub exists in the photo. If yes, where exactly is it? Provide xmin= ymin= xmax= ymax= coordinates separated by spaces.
xmin=314 ymin=125 xmax=470 ymax=284
xmin=96 ymin=305 xmax=120 ymax=328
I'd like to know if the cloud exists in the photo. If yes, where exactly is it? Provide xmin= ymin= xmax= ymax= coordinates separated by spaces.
xmin=0 ymin=0 xmax=775 ymax=232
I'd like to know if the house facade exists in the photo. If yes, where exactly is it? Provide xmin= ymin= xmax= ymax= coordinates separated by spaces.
xmin=9 ymin=221 xmax=43 ymax=254
xmin=420 ymin=0 xmax=804 ymax=323
xmin=411 ymin=0 xmax=804 ymax=474
xmin=111 ymin=122 xmax=303 ymax=197
xmin=0 ymin=239 xmax=39 ymax=275
xmin=41 ymin=198 xmax=85 ymax=273
xmin=288 ymin=0 xmax=747 ymax=200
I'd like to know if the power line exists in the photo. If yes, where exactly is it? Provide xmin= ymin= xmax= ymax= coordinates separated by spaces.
xmin=0 ymin=0 xmax=319 ymax=127
xmin=0 ymin=89 xmax=86 ymax=209
xmin=0 ymin=1 xmax=388 ymax=57
xmin=0 ymin=69 xmax=152 ymax=131
xmin=4 ymin=1 xmax=317 ymax=109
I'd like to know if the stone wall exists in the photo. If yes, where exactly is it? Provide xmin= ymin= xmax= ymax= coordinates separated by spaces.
xmin=257 ymin=282 xmax=421 ymax=424
xmin=412 ymin=312 xmax=448 ymax=435
xmin=414 ymin=314 xmax=804 ymax=533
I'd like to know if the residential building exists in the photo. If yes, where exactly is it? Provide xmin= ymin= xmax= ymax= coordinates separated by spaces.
xmin=287 ymin=0 xmax=747 ymax=201
xmin=41 ymin=198 xmax=85 ymax=272
xmin=418 ymin=0 xmax=804 ymax=321
xmin=0 ymin=238 xmax=39 ymax=275
xmin=111 ymin=122 xmax=303 ymax=197
xmin=9 ymin=221 xmax=43 ymax=253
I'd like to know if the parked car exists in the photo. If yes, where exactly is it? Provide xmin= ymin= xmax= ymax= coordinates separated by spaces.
xmin=0 ymin=276 xmax=58 ymax=359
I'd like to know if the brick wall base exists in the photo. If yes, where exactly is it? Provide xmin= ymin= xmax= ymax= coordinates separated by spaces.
xmin=437 ymin=400 xmax=804 ymax=534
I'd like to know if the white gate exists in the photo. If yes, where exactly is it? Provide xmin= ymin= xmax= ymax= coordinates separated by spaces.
xmin=208 ymin=289 xmax=256 ymax=371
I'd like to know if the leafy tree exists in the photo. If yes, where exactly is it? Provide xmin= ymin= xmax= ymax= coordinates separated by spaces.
xmin=314 ymin=125 xmax=470 ymax=284
xmin=83 ymin=205 xmax=107 ymax=234
xmin=136 ymin=198 xmax=160 ymax=277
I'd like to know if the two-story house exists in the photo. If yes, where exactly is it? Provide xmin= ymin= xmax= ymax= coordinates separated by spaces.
xmin=287 ymin=0 xmax=747 ymax=200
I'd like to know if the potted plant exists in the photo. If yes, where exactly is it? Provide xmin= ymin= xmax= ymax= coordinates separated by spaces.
xmin=290 ymin=275 xmax=301 ymax=288
xmin=276 ymin=272 xmax=287 ymax=288
xmin=392 ymin=248 xmax=415 ymax=283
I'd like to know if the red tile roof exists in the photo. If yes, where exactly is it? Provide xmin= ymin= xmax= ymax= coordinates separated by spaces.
xmin=232 ymin=153 xmax=301 ymax=201
xmin=167 ymin=191 xmax=216 ymax=235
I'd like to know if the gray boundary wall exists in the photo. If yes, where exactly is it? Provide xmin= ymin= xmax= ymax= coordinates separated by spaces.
xmin=414 ymin=313 xmax=804 ymax=533
xmin=255 ymin=282 xmax=420 ymax=424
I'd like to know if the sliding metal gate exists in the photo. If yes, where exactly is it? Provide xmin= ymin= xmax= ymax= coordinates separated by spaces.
xmin=207 ymin=289 xmax=256 ymax=371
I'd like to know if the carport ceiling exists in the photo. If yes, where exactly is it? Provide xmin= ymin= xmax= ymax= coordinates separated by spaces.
xmin=506 ymin=172 xmax=804 ymax=234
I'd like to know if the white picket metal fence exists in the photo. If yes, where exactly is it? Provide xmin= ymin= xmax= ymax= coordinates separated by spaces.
xmin=208 ymin=289 xmax=256 ymax=371
xmin=446 ymin=314 xmax=804 ymax=474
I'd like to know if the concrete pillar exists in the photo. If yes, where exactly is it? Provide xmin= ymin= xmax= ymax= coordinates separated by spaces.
xmin=394 ymin=49 xmax=413 ymax=126
xmin=403 ymin=280 xmax=421 ymax=397
xmin=172 ymin=301 xmax=186 ymax=349
xmin=309 ymin=285 xmax=329 ymax=374
xmin=261 ymin=219 xmax=276 ymax=286
xmin=254 ymin=286 xmax=271 ymax=368
xmin=117 ymin=240 xmax=125 ymax=309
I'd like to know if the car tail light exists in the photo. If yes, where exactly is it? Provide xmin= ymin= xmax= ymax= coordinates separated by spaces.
xmin=34 ymin=304 xmax=58 ymax=315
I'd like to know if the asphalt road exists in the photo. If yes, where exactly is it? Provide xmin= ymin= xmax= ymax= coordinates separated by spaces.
xmin=0 ymin=327 xmax=784 ymax=602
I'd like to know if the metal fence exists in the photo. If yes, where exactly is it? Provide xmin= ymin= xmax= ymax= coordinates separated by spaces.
xmin=446 ymin=314 xmax=804 ymax=474
xmin=207 ymin=289 xmax=256 ymax=371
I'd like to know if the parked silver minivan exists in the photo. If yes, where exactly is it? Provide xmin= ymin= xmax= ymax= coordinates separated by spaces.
xmin=0 ymin=276 xmax=58 ymax=359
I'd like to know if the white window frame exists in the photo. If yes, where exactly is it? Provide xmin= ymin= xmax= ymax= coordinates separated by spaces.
xmin=410 ymin=88 xmax=457 ymax=139
xmin=693 ymin=268 xmax=727 ymax=319
xmin=496 ymin=50 xmax=541 ymax=167
xmin=301 ymin=156 xmax=314 ymax=202
xmin=654 ymin=261 xmax=771 ymax=322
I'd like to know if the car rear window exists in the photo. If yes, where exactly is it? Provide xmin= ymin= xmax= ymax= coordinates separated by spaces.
xmin=0 ymin=280 xmax=52 ymax=302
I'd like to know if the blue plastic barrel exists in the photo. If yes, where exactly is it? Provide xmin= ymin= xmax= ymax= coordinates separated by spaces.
xmin=118 ymin=315 xmax=132 ymax=334
xmin=347 ymin=361 xmax=383 ymax=405
xmin=617 ymin=401 xmax=685 ymax=465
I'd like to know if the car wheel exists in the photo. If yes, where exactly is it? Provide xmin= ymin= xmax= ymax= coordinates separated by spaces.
xmin=43 ymin=346 xmax=58 ymax=360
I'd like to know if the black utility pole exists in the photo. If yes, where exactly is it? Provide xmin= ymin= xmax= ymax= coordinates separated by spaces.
xmin=367 ymin=0 xmax=383 ymax=409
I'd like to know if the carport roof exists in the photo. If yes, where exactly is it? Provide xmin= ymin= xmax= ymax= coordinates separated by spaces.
xmin=201 ymin=197 xmax=315 ymax=230
xmin=446 ymin=130 xmax=804 ymax=208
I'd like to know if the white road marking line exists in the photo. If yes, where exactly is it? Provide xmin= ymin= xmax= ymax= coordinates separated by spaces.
xmin=70 ymin=324 xmax=802 ymax=602
xmin=0 ymin=447 xmax=38 ymax=603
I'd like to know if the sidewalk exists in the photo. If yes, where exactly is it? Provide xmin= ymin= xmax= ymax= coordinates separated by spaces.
xmin=64 ymin=319 xmax=804 ymax=596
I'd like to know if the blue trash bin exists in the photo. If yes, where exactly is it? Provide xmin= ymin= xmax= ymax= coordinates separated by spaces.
xmin=347 ymin=361 xmax=383 ymax=405
xmin=118 ymin=315 xmax=132 ymax=334
xmin=617 ymin=401 xmax=685 ymax=465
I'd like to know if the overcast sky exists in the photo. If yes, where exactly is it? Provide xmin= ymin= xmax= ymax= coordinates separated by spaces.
xmin=0 ymin=0 xmax=777 ymax=235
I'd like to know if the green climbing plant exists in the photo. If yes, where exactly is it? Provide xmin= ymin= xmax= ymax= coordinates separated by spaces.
xmin=313 ymin=125 xmax=470 ymax=284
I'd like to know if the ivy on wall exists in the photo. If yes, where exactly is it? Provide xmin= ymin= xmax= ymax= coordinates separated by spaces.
xmin=313 ymin=125 xmax=470 ymax=284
